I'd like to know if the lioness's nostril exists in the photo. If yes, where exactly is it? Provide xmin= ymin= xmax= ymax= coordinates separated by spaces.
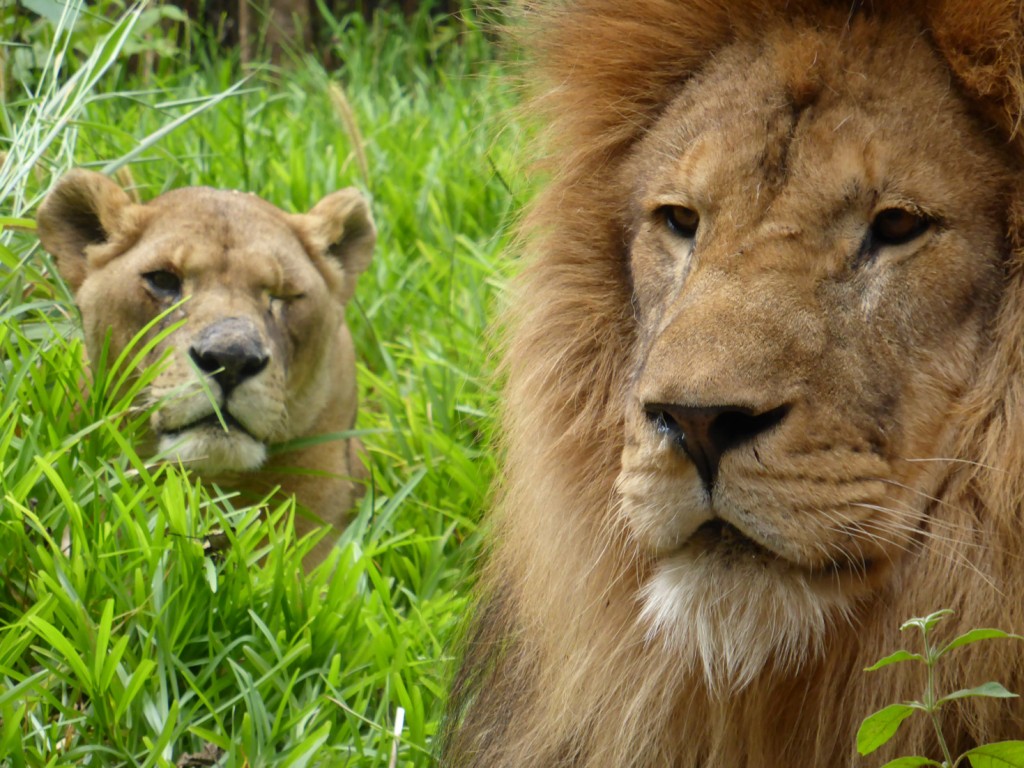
xmin=189 ymin=318 xmax=270 ymax=396
xmin=190 ymin=349 xmax=220 ymax=375
xmin=643 ymin=402 xmax=789 ymax=492
xmin=239 ymin=352 xmax=270 ymax=379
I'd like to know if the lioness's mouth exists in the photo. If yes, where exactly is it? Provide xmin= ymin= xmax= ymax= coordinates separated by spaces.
xmin=162 ymin=411 xmax=261 ymax=442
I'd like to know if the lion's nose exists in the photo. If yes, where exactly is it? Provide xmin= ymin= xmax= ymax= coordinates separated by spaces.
xmin=643 ymin=403 xmax=789 ymax=493
xmin=189 ymin=318 xmax=270 ymax=396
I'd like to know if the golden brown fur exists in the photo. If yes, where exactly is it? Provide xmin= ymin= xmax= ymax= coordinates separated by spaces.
xmin=444 ymin=1 xmax=1024 ymax=765
xmin=37 ymin=170 xmax=375 ymax=567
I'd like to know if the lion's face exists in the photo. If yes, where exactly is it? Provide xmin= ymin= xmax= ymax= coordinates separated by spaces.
xmin=445 ymin=3 xmax=1024 ymax=765
xmin=616 ymin=23 xmax=1013 ymax=685
xmin=38 ymin=171 xmax=375 ymax=476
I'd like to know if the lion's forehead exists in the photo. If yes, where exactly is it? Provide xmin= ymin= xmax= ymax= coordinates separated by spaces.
xmin=637 ymin=22 xmax=1007 ymax=229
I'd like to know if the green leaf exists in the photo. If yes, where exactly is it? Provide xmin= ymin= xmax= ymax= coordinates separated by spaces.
xmin=965 ymin=741 xmax=1024 ymax=767
xmin=879 ymin=758 xmax=943 ymax=768
xmin=941 ymin=629 xmax=1023 ymax=657
xmin=901 ymin=610 xmax=954 ymax=634
xmin=155 ymin=5 xmax=188 ymax=22
xmin=866 ymin=650 xmax=926 ymax=672
xmin=114 ymin=659 xmax=156 ymax=721
xmin=857 ymin=704 xmax=918 ymax=755
xmin=0 ymin=702 xmax=27 ymax=766
xmin=939 ymin=682 xmax=1018 ymax=705
xmin=92 ymin=599 xmax=114 ymax=689
xmin=20 ymin=0 xmax=66 ymax=25
xmin=27 ymin=615 xmax=92 ymax=687
xmin=99 ymin=635 xmax=130 ymax=693
xmin=204 ymin=557 xmax=218 ymax=594
xmin=0 ymin=216 xmax=35 ymax=231
xmin=281 ymin=722 xmax=332 ymax=768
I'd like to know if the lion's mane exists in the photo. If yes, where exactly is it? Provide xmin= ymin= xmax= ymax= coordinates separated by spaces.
xmin=443 ymin=1 xmax=1024 ymax=766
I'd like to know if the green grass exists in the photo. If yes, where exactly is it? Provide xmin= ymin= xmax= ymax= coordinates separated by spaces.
xmin=0 ymin=3 xmax=520 ymax=765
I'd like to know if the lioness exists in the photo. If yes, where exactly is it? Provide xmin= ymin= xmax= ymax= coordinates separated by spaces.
xmin=37 ymin=170 xmax=375 ymax=567
xmin=444 ymin=1 xmax=1024 ymax=766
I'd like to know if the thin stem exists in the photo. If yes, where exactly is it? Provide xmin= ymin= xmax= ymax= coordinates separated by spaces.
xmin=924 ymin=633 xmax=955 ymax=767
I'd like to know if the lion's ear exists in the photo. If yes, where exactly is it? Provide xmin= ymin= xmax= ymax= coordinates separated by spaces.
xmin=36 ymin=169 xmax=134 ymax=292
xmin=298 ymin=188 xmax=376 ymax=301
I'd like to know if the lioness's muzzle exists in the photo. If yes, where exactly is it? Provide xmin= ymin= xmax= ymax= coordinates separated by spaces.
xmin=188 ymin=317 xmax=269 ymax=395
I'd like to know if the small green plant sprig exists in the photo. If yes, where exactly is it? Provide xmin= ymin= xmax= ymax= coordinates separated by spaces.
xmin=857 ymin=609 xmax=1024 ymax=767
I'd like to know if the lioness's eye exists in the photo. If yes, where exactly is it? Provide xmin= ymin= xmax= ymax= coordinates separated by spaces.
xmin=143 ymin=270 xmax=182 ymax=297
xmin=870 ymin=208 xmax=931 ymax=247
xmin=267 ymin=293 xmax=305 ymax=319
xmin=268 ymin=293 xmax=305 ymax=309
xmin=659 ymin=205 xmax=700 ymax=239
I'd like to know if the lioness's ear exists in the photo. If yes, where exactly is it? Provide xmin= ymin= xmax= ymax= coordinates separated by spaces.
xmin=299 ymin=188 xmax=376 ymax=300
xmin=36 ymin=169 xmax=135 ymax=292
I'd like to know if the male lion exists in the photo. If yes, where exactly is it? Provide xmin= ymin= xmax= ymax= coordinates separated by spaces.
xmin=444 ymin=1 xmax=1024 ymax=765
xmin=37 ymin=170 xmax=375 ymax=567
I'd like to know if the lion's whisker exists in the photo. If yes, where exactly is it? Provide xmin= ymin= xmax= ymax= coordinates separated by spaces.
xmin=902 ymin=456 xmax=1004 ymax=472
xmin=830 ymin=503 xmax=996 ymax=587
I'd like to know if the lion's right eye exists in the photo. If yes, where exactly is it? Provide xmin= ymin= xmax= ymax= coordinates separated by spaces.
xmin=143 ymin=270 xmax=182 ymax=297
xmin=659 ymin=205 xmax=700 ymax=239
xmin=870 ymin=208 xmax=932 ymax=247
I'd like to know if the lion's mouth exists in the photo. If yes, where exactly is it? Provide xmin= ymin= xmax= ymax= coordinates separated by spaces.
xmin=690 ymin=519 xmax=773 ymax=558
xmin=689 ymin=519 xmax=871 ymax=578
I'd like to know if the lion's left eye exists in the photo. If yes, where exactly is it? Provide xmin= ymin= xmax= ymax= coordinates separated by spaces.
xmin=870 ymin=208 xmax=932 ymax=247
xmin=659 ymin=205 xmax=700 ymax=239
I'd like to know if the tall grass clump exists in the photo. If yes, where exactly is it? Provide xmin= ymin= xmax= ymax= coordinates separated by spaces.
xmin=1 ymin=2 xmax=519 ymax=764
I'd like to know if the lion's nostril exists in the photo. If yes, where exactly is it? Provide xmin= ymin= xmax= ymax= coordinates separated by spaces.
xmin=643 ymin=402 xmax=789 ymax=493
xmin=645 ymin=407 xmax=677 ymax=438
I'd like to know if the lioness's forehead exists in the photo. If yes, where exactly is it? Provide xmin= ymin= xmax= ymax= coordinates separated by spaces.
xmin=146 ymin=187 xmax=295 ymax=242
xmin=133 ymin=188 xmax=311 ymax=279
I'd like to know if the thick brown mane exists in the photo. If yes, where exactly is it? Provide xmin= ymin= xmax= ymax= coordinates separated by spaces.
xmin=444 ymin=1 xmax=1024 ymax=766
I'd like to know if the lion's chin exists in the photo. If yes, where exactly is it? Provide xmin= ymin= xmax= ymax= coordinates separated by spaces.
xmin=639 ymin=525 xmax=857 ymax=693
xmin=157 ymin=427 xmax=267 ymax=475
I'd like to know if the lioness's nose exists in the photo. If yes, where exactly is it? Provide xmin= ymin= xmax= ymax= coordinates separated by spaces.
xmin=643 ymin=403 xmax=789 ymax=493
xmin=189 ymin=318 xmax=269 ymax=396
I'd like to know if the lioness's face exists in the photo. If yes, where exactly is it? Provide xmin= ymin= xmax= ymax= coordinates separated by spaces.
xmin=616 ymin=23 xmax=1013 ymax=681
xmin=38 ymin=173 xmax=375 ymax=475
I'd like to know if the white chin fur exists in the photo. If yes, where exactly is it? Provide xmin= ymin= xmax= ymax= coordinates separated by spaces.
xmin=639 ymin=550 xmax=852 ymax=693
xmin=158 ymin=430 xmax=267 ymax=474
